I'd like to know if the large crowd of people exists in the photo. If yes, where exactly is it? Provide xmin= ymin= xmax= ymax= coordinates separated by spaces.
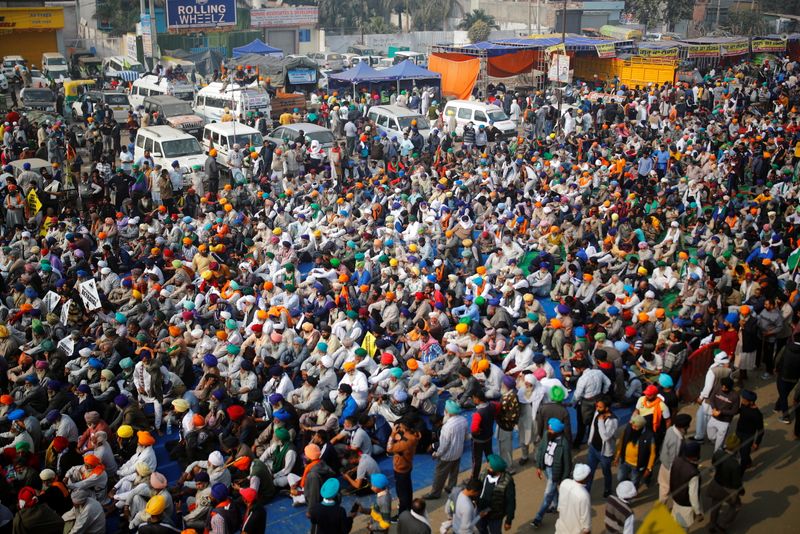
xmin=1 ymin=52 xmax=800 ymax=534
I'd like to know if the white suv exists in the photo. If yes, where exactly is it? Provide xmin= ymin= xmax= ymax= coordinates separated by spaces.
xmin=134 ymin=126 xmax=206 ymax=174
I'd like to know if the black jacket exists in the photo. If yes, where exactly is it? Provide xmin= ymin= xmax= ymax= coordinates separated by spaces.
xmin=776 ymin=339 xmax=800 ymax=382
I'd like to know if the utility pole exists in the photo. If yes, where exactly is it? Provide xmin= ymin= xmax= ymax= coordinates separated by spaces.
xmin=528 ymin=0 xmax=531 ymax=35
xmin=149 ymin=0 xmax=159 ymax=63
xmin=715 ymin=0 xmax=722 ymax=29
xmin=536 ymin=0 xmax=540 ymax=33
xmin=557 ymin=0 xmax=567 ymax=120
xmin=75 ymin=0 xmax=81 ymax=39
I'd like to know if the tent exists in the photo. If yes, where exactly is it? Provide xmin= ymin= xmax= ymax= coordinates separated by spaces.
xmin=328 ymin=62 xmax=385 ymax=97
xmin=374 ymin=59 xmax=441 ymax=94
xmin=163 ymin=48 xmax=224 ymax=78
xmin=226 ymin=54 xmax=319 ymax=89
xmin=232 ymin=39 xmax=283 ymax=58
xmin=378 ymin=60 xmax=441 ymax=81
xmin=328 ymin=61 xmax=383 ymax=84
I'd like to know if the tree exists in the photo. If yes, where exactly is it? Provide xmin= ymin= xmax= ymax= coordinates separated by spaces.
xmin=726 ymin=9 xmax=768 ymax=36
xmin=411 ymin=0 xmax=453 ymax=31
xmin=663 ymin=0 xmax=693 ymax=31
xmin=624 ymin=0 xmax=663 ymax=31
xmin=468 ymin=20 xmax=491 ymax=43
xmin=458 ymin=9 xmax=499 ymax=31
xmin=361 ymin=16 xmax=400 ymax=34
xmin=94 ymin=0 xmax=140 ymax=36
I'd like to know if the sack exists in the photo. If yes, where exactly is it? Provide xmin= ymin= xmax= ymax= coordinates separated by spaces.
xmin=497 ymin=392 xmax=520 ymax=431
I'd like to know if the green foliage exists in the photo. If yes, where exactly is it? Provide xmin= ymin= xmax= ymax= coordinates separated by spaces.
xmin=726 ymin=9 xmax=768 ymax=36
xmin=467 ymin=20 xmax=492 ymax=43
xmin=624 ymin=0 xmax=663 ymax=28
xmin=316 ymin=0 xmax=449 ymax=33
xmin=663 ymin=0 xmax=693 ymax=30
xmin=95 ymin=0 xmax=140 ymax=36
xmin=458 ymin=9 xmax=499 ymax=31
xmin=360 ymin=16 xmax=400 ymax=34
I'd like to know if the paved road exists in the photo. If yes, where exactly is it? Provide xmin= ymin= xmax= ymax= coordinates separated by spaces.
xmin=352 ymin=374 xmax=800 ymax=533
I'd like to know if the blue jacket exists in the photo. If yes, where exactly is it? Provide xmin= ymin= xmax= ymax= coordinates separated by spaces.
xmin=339 ymin=395 xmax=359 ymax=425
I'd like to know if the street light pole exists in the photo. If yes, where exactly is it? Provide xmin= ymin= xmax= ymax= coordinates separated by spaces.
xmin=148 ymin=0 xmax=159 ymax=63
xmin=557 ymin=0 xmax=567 ymax=119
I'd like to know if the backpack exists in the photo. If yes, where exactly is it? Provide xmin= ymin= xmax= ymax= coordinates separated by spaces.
xmin=496 ymin=392 xmax=520 ymax=431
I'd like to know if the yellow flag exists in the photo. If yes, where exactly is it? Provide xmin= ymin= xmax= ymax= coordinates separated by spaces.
xmin=636 ymin=503 xmax=686 ymax=534
xmin=26 ymin=189 xmax=42 ymax=215
xmin=370 ymin=506 xmax=390 ymax=530
xmin=361 ymin=331 xmax=377 ymax=357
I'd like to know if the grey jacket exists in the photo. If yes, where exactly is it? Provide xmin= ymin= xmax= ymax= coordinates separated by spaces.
xmin=659 ymin=425 xmax=684 ymax=470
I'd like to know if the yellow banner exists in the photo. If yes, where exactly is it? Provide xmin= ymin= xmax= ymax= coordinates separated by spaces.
xmin=361 ymin=331 xmax=377 ymax=357
xmin=0 ymin=8 xmax=64 ymax=30
xmin=636 ymin=503 xmax=685 ymax=534
xmin=27 ymin=189 xmax=42 ymax=214
xmin=545 ymin=43 xmax=566 ymax=55
xmin=595 ymin=43 xmax=616 ymax=58
xmin=686 ymin=44 xmax=720 ymax=58
xmin=639 ymin=47 xmax=679 ymax=59
xmin=720 ymin=41 xmax=749 ymax=56
xmin=751 ymin=38 xmax=786 ymax=53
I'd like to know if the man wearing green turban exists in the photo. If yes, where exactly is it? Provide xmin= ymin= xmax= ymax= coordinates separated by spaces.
xmin=477 ymin=454 xmax=516 ymax=532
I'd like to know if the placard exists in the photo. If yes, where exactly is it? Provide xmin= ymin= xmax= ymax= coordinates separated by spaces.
xmin=287 ymin=68 xmax=317 ymax=85
xmin=60 ymin=298 xmax=71 ymax=325
xmin=57 ymin=335 xmax=74 ymax=355
xmin=720 ymin=41 xmax=749 ymax=57
xmin=43 ymin=291 xmax=60 ymax=313
xmin=595 ymin=43 xmax=616 ymax=59
xmin=548 ymin=54 xmax=570 ymax=83
xmin=79 ymin=279 xmax=101 ymax=311
xmin=751 ymin=39 xmax=786 ymax=53
xmin=638 ymin=47 xmax=679 ymax=59
xmin=686 ymin=44 xmax=720 ymax=59
xmin=166 ymin=0 xmax=236 ymax=31
xmin=26 ymin=188 xmax=41 ymax=215
xmin=251 ymin=7 xmax=318 ymax=28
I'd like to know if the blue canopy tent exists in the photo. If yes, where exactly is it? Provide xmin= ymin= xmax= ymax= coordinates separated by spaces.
xmin=232 ymin=39 xmax=283 ymax=58
xmin=377 ymin=59 xmax=441 ymax=92
xmin=327 ymin=61 xmax=384 ymax=98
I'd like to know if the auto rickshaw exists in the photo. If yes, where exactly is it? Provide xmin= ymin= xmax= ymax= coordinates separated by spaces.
xmin=63 ymin=79 xmax=95 ymax=106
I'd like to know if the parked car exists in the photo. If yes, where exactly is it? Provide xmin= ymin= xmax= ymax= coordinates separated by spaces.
xmin=143 ymin=95 xmax=204 ymax=138
xmin=308 ymin=52 xmax=345 ymax=71
xmin=71 ymin=91 xmax=132 ymax=122
xmin=266 ymin=123 xmax=335 ymax=149
xmin=134 ymin=126 xmax=206 ymax=174
xmin=2 ymin=55 xmax=26 ymax=77
xmin=442 ymin=100 xmax=517 ymax=139
xmin=41 ymin=52 xmax=70 ymax=82
xmin=347 ymin=44 xmax=378 ymax=57
xmin=20 ymin=88 xmax=56 ymax=111
xmin=366 ymin=105 xmax=430 ymax=140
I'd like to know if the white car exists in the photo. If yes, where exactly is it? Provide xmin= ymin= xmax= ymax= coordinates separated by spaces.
xmin=28 ymin=69 xmax=50 ymax=88
xmin=2 ymin=55 xmax=26 ymax=77
xmin=134 ymin=126 xmax=206 ymax=174
xmin=0 ymin=73 xmax=8 ymax=92
xmin=71 ymin=91 xmax=132 ymax=122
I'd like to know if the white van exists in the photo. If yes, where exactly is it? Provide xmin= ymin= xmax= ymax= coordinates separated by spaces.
xmin=366 ymin=105 xmax=431 ymax=140
xmin=201 ymin=121 xmax=263 ymax=169
xmin=193 ymin=82 xmax=271 ymax=123
xmin=393 ymin=51 xmax=427 ymax=67
xmin=134 ymin=126 xmax=206 ymax=174
xmin=41 ymin=53 xmax=69 ymax=82
xmin=103 ymin=56 xmax=145 ymax=80
xmin=442 ymin=100 xmax=517 ymax=139
xmin=129 ymin=74 xmax=195 ymax=108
